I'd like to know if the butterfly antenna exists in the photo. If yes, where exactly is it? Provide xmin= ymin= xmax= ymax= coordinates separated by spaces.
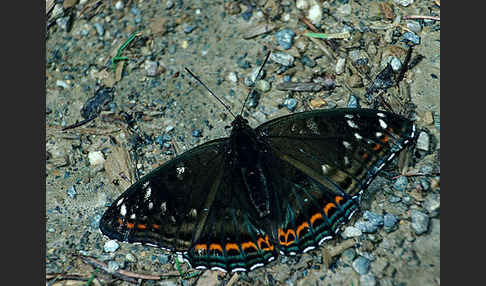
xmin=185 ymin=67 xmax=236 ymax=119
xmin=239 ymin=51 xmax=271 ymax=116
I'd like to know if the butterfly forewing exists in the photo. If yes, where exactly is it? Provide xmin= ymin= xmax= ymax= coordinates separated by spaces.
xmin=100 ymin=138 xmax=228 ymax=251
xmin=255 ymin=109 xmax=416 ymax=254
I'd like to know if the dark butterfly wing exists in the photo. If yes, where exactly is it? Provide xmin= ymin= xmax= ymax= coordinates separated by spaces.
xmin=100 ymin=137 xmax=278 ymax=272
xmin=255 ymin=108 xmax=416 ymax=254
xmin=100 ymin=138 xmax=228 ymax=252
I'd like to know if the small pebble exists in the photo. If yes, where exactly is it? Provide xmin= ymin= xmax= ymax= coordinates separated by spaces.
xmin=352 ymin=256 xmax=370 ymax=275
xmin=390 ymin=57 xmax=402 ymax=72
xmin=158 ymin=254 xmax=170 ymax=264
xmin=270 ymin=52 xmax=294 ymax=66
xmin=144 ymin=60 xmax=158 ymax=77
xmin=227 ymin=72 xmax=238 ymax=83
xmin=411 ymin=210 xmax=429 ymax=235
xmin=284 ymin=98 xmax=298 ymax=112
xmin=347 ymin=94 xmax=359 ymax=108
xmin=183 ymin=23 xmax=197 ymax=34
xmin=416 ymin=131 xmax=430 ymax=151
xmin=56 ymin=16 xmax=71 ymax=31
xmin=165 ymin=125 xmax=175 ymax=132
xmin=406 ymin=20 xmax=422 ymax=33
xmin=107 ymin=260 xmax=120 ymax=272
xmin=296 ymin=0 xmax=310 ymax=10
xmin=51 ymin=4 xmax=64 ymax=19
xmin=383 ymin=213 xmax=398 ymax=232
xmin=393 ymin=176 xmax=408 ymax=191
xmin=335 ymin=58 xmax=346 ymax=75
xmin=394 ymin=0 xmax=414 ymax=7
xmin=341 ymin=248 xmax=356 ymax=264
xmin=423 ymin=111 xmax=435 ymax=125
xmin=307 ymin=2 xmax=322 ymax=25
xmin=255 ymin=80 xmax=271 ymax=93
xmin=389 ymin=195 xmax=401 ymax=203
xmin=423 ymin=193 xmax=440 ymax=214
xmin=192 ymin=129 xmax=202 ymax=138
xmin=104 ymin=240 xmax=120 ymax=253
xmin=274 ymin=28 xmax=295 ymax=50
xmin=114 ymin=1 xmax=124 ymax=10
xmin=126 ymin=253 xmax=137 ymax=263
xmin=343 ymin=226 xmax=362 ymax=238
xmin=363 ymin=211 xmax=384 ymax=227
xmin=66 ymin=186 xmax=77 ymax=199
xmin=310 ymin=97 xmax=327 ymax=108
xmin=88 ymin=151 xmax=105 ymax=166
xmin=355 ymin=220 xmax=378 ymax=233
xmin=301 ymin=55 xmax=316 ymax=68
xmin=337 ymin=4 xmax=352 ymax=17
xmin=401 ymin=31 xmax=421 ymax=45
xmin=360 ymin=274 xmax=377 ymax=286
xmin=56 ymin=80 xmax=70 ymax=89
xmin=90 ymin=214 xmax=102 ymax=229
xmin=94 ymin=23 xmax=104 ymax=37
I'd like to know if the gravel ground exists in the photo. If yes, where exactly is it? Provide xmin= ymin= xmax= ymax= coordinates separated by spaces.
xmin=46 ymin=0 xmax=440 ymax=285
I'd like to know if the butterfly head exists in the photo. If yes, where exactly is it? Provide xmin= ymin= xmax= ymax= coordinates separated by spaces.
xmin=231 ymin=115 xmax=250 ymax=132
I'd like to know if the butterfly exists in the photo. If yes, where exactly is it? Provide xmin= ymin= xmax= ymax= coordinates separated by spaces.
xmin=100 ymin=52 xmax=417 ymax=273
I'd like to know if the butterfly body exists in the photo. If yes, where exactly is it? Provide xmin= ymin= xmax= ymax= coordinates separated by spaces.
xmin=100 ymin=108 xmax=416 ymax=272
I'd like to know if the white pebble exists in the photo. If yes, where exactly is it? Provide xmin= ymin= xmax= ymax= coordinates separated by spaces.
xmin=88 ymin=151 xmax=105 ymax=166
xmin=335 ymin=58 xmax=346 ymax=75
xmin=308 ymin=2 xmax=322 ymax=25
xmin=227 ymin=72 xmax=238 ymax=83
xmin=56 ymin=80 xmax=70 ymax=89
xmin=115 ymin=1 xmax=124 ymax=10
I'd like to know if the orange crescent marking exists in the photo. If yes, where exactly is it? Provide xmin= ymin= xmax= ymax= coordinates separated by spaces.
xmin=258 ymin=235 xmax=274 ymax=251
xmin=152 ymin=224 xmax=160 ymax=229
xmin=225 ymin=243 xmax=240 ymax=253
xmin=195 ymin=243 xmax=208 ymax=251
xmin=296 ymin=222 xmax=309 ymax=238
xmin=126 ymin=222 xmax=135 ymax=229
xmin=241 ymin=241 xmax=258 ymax=252
xmin=362 ymin=153 xmax=369 ymax=160
xmin=382 ymin=135 xmax=390 ymax=143
xmin=373 ymin=143 xmax=382 ymax=151
xmin=117 ymin=218 xmax=123 ymax=225
xmin=335 ymin=196 xmax=344 ymax=205
xmin=209 ymin=243 xmax=223 ymax=253
xmin=388 ymin=127 xmax=394 ymax=133
xmin=137 ymin=223 xmax=147 ymax=230
xmin=310 ymin=212 xmax=323 ymax=225
xmin=323 ymin=203 xmax=336 ymax=217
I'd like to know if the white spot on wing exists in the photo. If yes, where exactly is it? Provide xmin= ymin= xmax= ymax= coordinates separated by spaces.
xmin=344 ymin=114 xmax=354 ymax=119
xmin=318 ymin=236 xmax=332 ymax=245
xmin=116 ymin=198 xmax=124 ymax=206
xmin=303 ymin=246 xmax=316 ymax=253
xmin=148 ymin=201 xmax=154 ymax=210
xmin=377 ymin=112 xmax=385 ymax=118
xmin=347 ymin=120 xmax=358 ymax=129
xmin=354 ymin=133 xmax=363 ymax=140
xmin=144 ymin=186 xmax=152 ymax=200
xmin=379 ymin=118 xmax=388 ymax=129
xmin=376 ymin=132 xmax=383 ymax=138
xmin=120 ymin=204 xmax=127 ymax=216
xmin=322 ymin=164 xmax=331 ymax=175
xmin=130 ymin=214 xmax=136 ymax=219
xmin=342 ymin=141 xmax=351 ymax=149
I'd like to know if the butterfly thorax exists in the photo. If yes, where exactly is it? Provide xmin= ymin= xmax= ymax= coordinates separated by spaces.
xmin=228 ymin=115 xmax=272 ymax=218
